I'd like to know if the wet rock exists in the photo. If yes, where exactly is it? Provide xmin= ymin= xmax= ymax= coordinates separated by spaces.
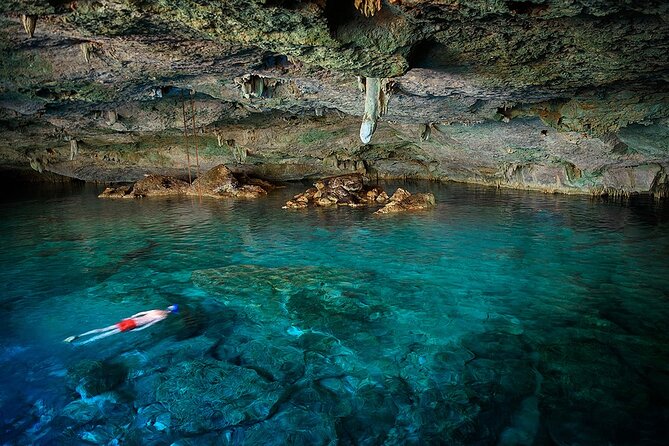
xmin=374 ymin=188 xmax=436 ymax=214
xmin=187 ymin=164 xmax=271 ymax=199
xmin=132 ymin=175 xmax=190 ymax=197
xmin=244 ymin=406 xmax=337 ymax=446
xmin=61 ymin=399 xmax=104 ymax=424
xmin=595 ymin=164 xmax=664 ymax=197
xmin=191 ymin=265 xmax=384 ymax=340
xmin=236 ymin=339 xmax=305 ymax=383
xmin=283 ymin=173 xmax=388 ymax=209
xmin=98 ymin=165 xmax=274 ymax=199
xmin=78 ymin=424 xmax=123 ymax=445
xmin=98 ymin=175 xmax=189 ymax=199
xmin=155 ymin=359 xmax=283 ymax=434
xmin=97 ymin=184 xmax=134 ymax=198
xmin=67 ymin=360 xmax=128 ymax=398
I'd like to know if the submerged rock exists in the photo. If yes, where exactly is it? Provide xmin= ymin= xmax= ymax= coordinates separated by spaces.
xmin=374 ymin=188 xmax=436 ymax=214
xmin=67 ymin=360 xmax=128 ymax=398
xmin=155 ymin=359 xmax=283 ymax=434
xmin=283 ymin=173 xmax=388 ymax=209
xmin=192 ymin=265 xmax=391 ymax=344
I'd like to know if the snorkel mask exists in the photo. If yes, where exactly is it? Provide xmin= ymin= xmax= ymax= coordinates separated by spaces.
xmin=167 ymin=304 xmax=179 ymax=314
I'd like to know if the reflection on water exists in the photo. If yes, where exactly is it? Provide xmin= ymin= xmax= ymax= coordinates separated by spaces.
xmin=1 ymin=182 xmax=668 ymax=445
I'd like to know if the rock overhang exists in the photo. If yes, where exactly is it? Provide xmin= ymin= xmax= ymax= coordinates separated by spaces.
xmin=0 ymin=0 xmax=667 ymax=195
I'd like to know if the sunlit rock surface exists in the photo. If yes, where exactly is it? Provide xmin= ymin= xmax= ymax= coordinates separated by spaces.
xmin=1 ymin=0 xmax=668 ymax=195
xmin=374 ymin=187 xmax=436 ymax=214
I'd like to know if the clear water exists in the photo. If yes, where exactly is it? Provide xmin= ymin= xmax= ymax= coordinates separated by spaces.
xmin=1 ymin=182 xmax=668 ymax=445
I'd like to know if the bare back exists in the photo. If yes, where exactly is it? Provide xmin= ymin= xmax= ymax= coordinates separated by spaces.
xmin=131 ymin=309 xmax=169 ymax=327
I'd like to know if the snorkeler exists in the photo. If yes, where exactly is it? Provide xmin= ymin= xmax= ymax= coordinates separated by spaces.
xmin=63 ymin=305 xmax=179 ymax=345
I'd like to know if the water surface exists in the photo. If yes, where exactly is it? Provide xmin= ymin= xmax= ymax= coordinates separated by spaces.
xmin=1 ymin=182 xmax=668 ymax=445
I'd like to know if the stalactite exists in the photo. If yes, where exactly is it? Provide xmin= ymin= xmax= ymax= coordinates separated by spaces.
xmin=105 ymin=110 xmax=118 ymax=125
xmin=81 ymin=42 xmax=92 ymax=63
xmin=359 ymin=77 xmax=394 ymax=144
xmin=356 ymin=76 xmax=366 ymax=93
xmin=235 ymin=75 xmax=280 ymax=99
xmin=232 ymin=145 xmax=247 ymax=163
xmin=69 ymin=139 xmax=79 ymax=160
xmin=252 ymin=76 xmax=264 ymax=98
xmin=21 ymin=15 xmax=37 ymax=38
xmin=354 ymin=0 xmax=382 ymax=17
xmin=420 ymin=123 xmax=431 ymax=141
xmin=29 ymin=157 xmax=45 ymax=173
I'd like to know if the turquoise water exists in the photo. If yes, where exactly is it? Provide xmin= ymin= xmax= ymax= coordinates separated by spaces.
xmin=1 ymin=182 xmax=668 ymax=445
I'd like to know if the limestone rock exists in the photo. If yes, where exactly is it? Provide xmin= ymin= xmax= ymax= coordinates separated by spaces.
xmin=133 ymin=175 xmax=190 ymax=197
xmin=374 ymin=189 xmax=436 ymax=214
xmin=283 ymin=174 xmax=388 ymax=209
xmin=98 ymin=185 xmax=133 ymax=198
xmin=2 ymin=1 xmax=669 ymax=197
xmin=187 ymin=164 xmax=271 ymax=199
xmin=99 ymin=166 xmax=274 ymax=199
xmin=389 ymin=187 xmax=412 ymax=203
xmin=98 ymin=175 xmax=188 ymax=198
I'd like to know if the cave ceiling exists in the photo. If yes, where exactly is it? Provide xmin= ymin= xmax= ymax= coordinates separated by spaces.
xmin=1 ymin=0 xmax=668 ymax=190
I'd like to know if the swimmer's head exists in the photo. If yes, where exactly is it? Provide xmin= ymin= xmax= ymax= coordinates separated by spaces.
xmin=167 ymin=304 xmax=179 ymax=314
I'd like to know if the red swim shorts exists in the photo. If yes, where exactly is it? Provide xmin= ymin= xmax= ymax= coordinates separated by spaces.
xmin=116 ymin=319 xmax=137 ymax=332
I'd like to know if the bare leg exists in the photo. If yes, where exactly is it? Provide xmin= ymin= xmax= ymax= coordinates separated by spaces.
xmin=78 ymin=327 xmax=122 ymax=345
xmin=64 ymin=324 xmax=117 ymax=343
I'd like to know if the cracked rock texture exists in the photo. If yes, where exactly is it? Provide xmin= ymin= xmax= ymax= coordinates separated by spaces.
xmin=1 ymin=0 xmax=668 ymax=196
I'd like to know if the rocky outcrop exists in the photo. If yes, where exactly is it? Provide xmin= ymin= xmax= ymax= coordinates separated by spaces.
xmin=284 ymin=173 xmax=435 ymax=213
xmin=99 ymin=165 xmax=274 ymax=199
xmin=187 ymin=165 xmax=269 ymax=199
xmin=374 ymin=188 xmax=436 ymax=214
xmin=99 ymin=175 xmax=189 ymax=198
xmin=283 ymin=173 xmax=388 ymax=209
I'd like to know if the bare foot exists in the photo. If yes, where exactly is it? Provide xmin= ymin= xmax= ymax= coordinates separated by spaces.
xmin=63 ymin=336 xmax=76 ymax=343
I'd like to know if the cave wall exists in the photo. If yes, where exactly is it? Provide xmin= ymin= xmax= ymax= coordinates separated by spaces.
xmin=1 ymin=0 xmax=668 ymax=196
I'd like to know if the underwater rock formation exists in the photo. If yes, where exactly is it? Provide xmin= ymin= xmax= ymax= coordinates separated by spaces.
xmin=374 ymin=188 xmax=437 ymax=214
xmin=156 ymin=359 xmax=284 ymax=434
xmin=67 ymin=360 xmax=128 ymax=399
xmin=283 ymin=173 xmax=388 ymax=209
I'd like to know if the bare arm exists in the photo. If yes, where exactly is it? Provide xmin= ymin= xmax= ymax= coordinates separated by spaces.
xmin=129 ymin=311 xmax=150 ymax=318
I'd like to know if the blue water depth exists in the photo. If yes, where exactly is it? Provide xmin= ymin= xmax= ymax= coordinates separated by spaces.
xmin=1 ymin=182 xmax=668 ymax=445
